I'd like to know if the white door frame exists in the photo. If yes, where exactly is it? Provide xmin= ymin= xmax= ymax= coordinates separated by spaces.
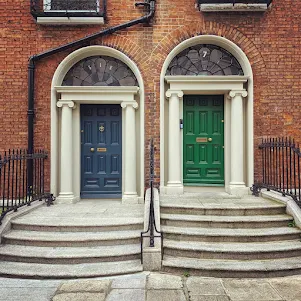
xmin=50 ymin=46 xmax=145 ymax=203
xmin=160 ymin=35 xmax=254 ymax=196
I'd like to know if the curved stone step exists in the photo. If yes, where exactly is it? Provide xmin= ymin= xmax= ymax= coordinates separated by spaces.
xmin=11 ymin=217 xmax=144 ymax=232
xmin=0 ymin=259 xmax=143 ymax=279
xmin=0 ymin=244 xmax=140 ymax=264
xmin=161 ymin=213 xmax=293 ymax=228
xmin=3 ymin=230 xmax=141 ymax=247
xmin=163 ymin=239 xmax=301 ymax=260
xmin=162 ymin=226 xmax=301 ymax=242
xmin=162 ymin=255 xmax=301 ymax=278
xmin=160 ymin=203 xmax=286 ymax=216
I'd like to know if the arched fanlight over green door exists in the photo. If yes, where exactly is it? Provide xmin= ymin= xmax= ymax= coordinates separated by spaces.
xmin=62 ymin=56 xmax=138 ymax=86
xmin=166 ymin=44 xmax=244 ymax=76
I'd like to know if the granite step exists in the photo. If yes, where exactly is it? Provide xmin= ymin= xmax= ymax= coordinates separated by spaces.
xmin=0 ymin=244 xmax=140 ymax=264
xmin=161 ymin=213 xmax=293 ymax=228
xmin=162 ymin=255 xmax=301 ymax=278
xmin=162 ymin=225 xmax=301 ymax=242
xmin=0 ymin=259 xmax=143 ymax=279
xmin=3 ymin=230 xmax=141 ymax=247
xmin=11 ymin=217 xmax=144 ymax=232
xmin=160 ymin=203 xmax=286 ymax=216
xmin=163 ymin=239 xmax=301 ymax=260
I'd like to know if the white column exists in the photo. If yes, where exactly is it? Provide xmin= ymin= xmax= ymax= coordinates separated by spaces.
xmin=56 ymin=100 xmax=75 ymax=203
xmin=121 ymin=101 xmax=138 ymax=203
xmin=229 ymin=90 xmax=248 ymax=196
xmin=165 ymin=90 xmax=183 ymax=194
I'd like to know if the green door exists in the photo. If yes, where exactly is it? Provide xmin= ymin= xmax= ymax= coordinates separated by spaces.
xmin=183 ymin=95 xmax=224 ymax=185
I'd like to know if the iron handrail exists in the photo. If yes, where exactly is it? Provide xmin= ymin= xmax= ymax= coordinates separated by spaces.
xmin=251 ymin=137 xmax=301 ymax=205
xmin=0 ymin=149 xmax=54 ymax=224
xmin=140 ymin=138 xmax=163 ymax=263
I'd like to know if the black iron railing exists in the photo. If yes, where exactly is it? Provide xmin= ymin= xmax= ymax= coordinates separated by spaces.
xmin=30 ymin=0 xmax=106 ymax=18
xmin=252 ymin=137 xmax=301 ymax=205
xmin=199 ymin=0 xmax=272 ymax=4
xmin=0 ymin=150 xmax=54 ymax=224
xmin=140 ymin=139 xmax=163 ymax=263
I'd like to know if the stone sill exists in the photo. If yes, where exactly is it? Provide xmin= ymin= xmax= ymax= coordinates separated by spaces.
xmin=36 ymin=17 xmax=104 ymax=25
xmin=200 ymin=3 xmax=268 ymax=11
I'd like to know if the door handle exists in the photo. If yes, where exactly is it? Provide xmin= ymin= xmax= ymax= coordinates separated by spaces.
xmin=208 ymin=138 xmax=212 ymax=142
xmin=90 ymin=148 xmax=95 ymax=152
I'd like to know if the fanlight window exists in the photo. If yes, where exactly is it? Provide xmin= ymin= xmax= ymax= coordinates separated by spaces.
xmin=166 ymin=44 xmax=244 ymax=76
xmin=62 ymin=56 xmax=138 ymax=87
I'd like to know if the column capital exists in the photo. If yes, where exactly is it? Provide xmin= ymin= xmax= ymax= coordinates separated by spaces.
xmin=121 ymin=101 xmax=138 ymax=109
xmin=57 ymin=100 xmax=75 ymax=108
xmin=229 ymin=90 xmax=248 ymax=99
xmin=166 ymin=90 xmax=184 ymax=99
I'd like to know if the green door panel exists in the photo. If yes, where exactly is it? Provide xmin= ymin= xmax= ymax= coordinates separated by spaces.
xmin=183 ymin=95 xmax=224 ymax=185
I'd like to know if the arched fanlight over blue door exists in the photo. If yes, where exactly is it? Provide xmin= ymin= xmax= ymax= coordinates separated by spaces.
xmin=62 ymin=56 xmax=138 ymax=86
xmin=166 ymin=44 xmax=244 ymax=76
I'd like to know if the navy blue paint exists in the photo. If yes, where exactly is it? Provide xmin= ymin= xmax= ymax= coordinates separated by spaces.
xmin=81 ymin=104 xmax=122 ymax=198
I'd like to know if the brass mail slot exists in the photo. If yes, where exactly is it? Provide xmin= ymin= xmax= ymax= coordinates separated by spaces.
xmin=97 ymin=148 xmax=107 ymax=152
xmin=196 ymin=137 xmax=208 ymax=143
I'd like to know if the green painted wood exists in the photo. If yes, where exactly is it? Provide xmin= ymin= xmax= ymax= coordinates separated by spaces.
xmin=183 ymin=95 xmax=224 ymax=185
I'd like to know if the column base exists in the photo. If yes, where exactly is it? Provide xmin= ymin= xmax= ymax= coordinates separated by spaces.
xmin=164 ymin=183 xmax=184 ymax=195
xmin=228 ymin=182 xmax=249 ymax=197
xmin=122 ymin=193 xmax=138 ymax=204
xmin=56 ymin=193 xmax=78 ymax=204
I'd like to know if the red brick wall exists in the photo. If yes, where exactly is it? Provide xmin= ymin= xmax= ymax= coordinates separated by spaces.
xmin=1 ymin=0 xmax=300 ymax=187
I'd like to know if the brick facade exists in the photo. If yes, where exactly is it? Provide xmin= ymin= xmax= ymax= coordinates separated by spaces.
xmin=1 ymin=0 xmax=300 ymax=188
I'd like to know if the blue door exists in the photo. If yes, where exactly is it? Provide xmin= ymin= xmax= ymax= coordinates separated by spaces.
xmin=81 ymin=104 xmax=122 ymax=198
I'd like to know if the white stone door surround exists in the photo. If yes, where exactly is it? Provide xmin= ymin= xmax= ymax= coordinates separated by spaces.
xmin=160 ymin=35 xmax=254 ymax=196
xmin=50 ymin=46 xmax=145 ymax=203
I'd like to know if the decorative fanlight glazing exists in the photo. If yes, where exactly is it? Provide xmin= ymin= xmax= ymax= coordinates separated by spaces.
xmin=62 ymin=56 xmax=138 ymax=86
xmin=166 ymin=44 xmax=244 ymax=76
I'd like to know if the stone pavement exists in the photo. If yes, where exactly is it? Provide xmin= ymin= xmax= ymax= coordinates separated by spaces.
xmin=1 ymin=272 xmax=301 ymax=301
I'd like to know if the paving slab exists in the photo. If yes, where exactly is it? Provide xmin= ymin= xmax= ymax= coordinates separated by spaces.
xmin=190 ymin=296 xmax=230 ymax=301
xmin=111 ymin=273 xmax=146 ymax=289
xmin=106 ymin=289 xmax=145 ymax=301
xmin=146 ymin=289 xmax=186 ymax=301
xmin=0 ymin=287 xmax=57 ymax=301
xmin=222 ymin=279 xmax=283 ymax=301
xmin=57 ymin=279 xmax=111 ymax=293
xmin=147 ymin=273 xmax=183 ymax=289
xmin=269 ymin=277 xmax=301 ymax=301
xmin=187 ymin=277 xmax=226 ymax=295
xmin=52 ymin=292 xmax=106 ymax=301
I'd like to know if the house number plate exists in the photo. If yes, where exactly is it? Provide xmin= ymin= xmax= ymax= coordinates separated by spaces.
xmin=97 ymin=148 xmax=107 ymax=152
xmin=196 ymin=137 xmax=207 ymax=143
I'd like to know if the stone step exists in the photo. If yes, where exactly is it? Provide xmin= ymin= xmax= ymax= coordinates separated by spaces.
xmin=0 ymin=244 xmax=140 ymax=264
xmin=3 ymin=230 xmax=141 ymax=247
xmin=162 ymin=226 xmax=301 ymax=242
xmin=160 ymin=203 xmax=286 ymax=216
xmin=11 ymin=217 xmax=144 ymax=232
xmin=0 ymin=259 xmax=143 ymax=279
xmin=162 ymin=255 xmax=301 ymax=278
xmin=163 ymin=239 xmax=301 ymax=260
xmin=161 ymin=213 xmax=293 ymax=228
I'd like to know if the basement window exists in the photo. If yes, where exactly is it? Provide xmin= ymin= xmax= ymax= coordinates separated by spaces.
xmin=198 ymin=0 xmax=272 ymax=12
xmin=30 ymin=0 xmax=106 ymax=25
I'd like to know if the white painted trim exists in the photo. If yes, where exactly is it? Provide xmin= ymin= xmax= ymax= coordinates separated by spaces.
xmin=200 ymin=3 xmax=268 ymax=12
xmin=160 ymin=35 xmax=254 ymax=195
xmin=37 ymin=17 xmax=104 ymax=25
xmin=51 ymin=46 xmax=145 ymax=202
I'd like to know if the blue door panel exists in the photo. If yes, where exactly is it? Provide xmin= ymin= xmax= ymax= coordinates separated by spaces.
xmin=81 ymin=104 xmax=122 ymax=198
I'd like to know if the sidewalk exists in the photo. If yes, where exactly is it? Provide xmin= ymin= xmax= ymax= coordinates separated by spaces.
xmin=2 ymin=272 xmax=301 ymax=301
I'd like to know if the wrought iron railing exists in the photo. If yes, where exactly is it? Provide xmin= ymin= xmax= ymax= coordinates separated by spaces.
xmin=199 ymin=0 xmax=272 ymax=4
xmin=251 ymin=137 xmax=301 ymax=205
xmin=0 ymin=150 xmax=54 ymax=224
xmin=140 ymin=138 xmax=163 ymax=263
xmin=30 ymin=0 xmax=106 ymax=18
